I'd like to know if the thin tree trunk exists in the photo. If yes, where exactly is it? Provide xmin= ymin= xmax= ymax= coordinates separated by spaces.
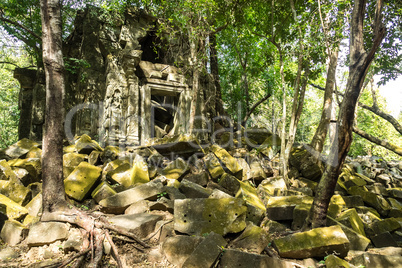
xmin=209 ymin=33 xmax=225 ymax=118
xmin=278 ymin=50 xmax=288 ymax=183
xmin=241 ymin=92 xmax=272 ymax=127
xmin=310 ymin=48 xmax=339 ymax=153
xmin=308 ymin=0 xmax=385 ymax=229
xmin=353 ymin=126 xmax=402 ymax=156
xmin=188 ymin=25 xmax=200 ymax=135
xmin=40 ymin=0 xmax=68 ymax=215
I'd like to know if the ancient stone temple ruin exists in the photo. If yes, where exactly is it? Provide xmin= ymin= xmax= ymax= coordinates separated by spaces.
xmin=14 ymin=6 xmax=219 ymax=147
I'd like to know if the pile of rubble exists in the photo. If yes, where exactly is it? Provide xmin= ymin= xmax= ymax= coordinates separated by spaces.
xmin=0 ymin=130 xmax=401 ymax=267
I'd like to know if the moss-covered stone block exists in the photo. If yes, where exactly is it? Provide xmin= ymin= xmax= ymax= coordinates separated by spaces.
xmin=336 ymin=208 xmax=366 ymax=237
xmin=266 ymin=195 xmax=313 ymax=221
xmin=0 ymin=159 xmax=17 ymax=181
xmin=64 ymin=162 xmax=102 ymax=201
xmin=74 ymin=134 xmax=103 ymax=154
xmin=8 ymin=158 xmax=41 ymax=185
xmin=0 ymin=194 xmax=28 ymax=220
xmin=26 ymin=147 xmax=42 ymax=159
xmin=230 ymin=222 xmax=269 ymax=253
xmin=101 ymin=146 xmax=121 ymax=163
xmin=218 ymin=173 xmax=241 ymax=195
xmin=131 ymin=154 xmax=149 ymax=185
xmin=174 ymin=198 xmax=247 ymax=236
xmin=258 ymin=176 xmax=287 ymax=196
xmin=348 ymin=186 xmax=390 ymax=217
xmin=370 ymin=218 xmax=401 ymax=235
xmin=107 ymin=163 xmax=132 ymax=188
xmin=162 ymin=157 xmax=189 ymax=180
xmin=91 ymin=181 xmax=116 ymax=204
xmin=1 ymin=138 xmax=39 ymax=159
xmin=236 ymin=181 xmax=266 ymax=212
xmin=273 ymin=225 xmax=350 ymax=259
xmin=204 ymin=153 xmax=224 ymax=180
xmin=328 ymin=194 xmax=347 ymax=218
xmin=63 ymin=153 xmax=87 ymax=178
xmin=325 ymin=254 xmax=354 ymax=268
xmin=210 ymin=145 xmax=242 ymax=178
xmin=0 ymin=180 xmax=31 ymax=206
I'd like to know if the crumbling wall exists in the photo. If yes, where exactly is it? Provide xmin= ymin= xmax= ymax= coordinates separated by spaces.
xmin=14 ymin=6 xmax=220 ymax=146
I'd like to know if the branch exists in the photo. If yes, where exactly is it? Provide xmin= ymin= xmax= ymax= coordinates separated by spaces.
xmin=241 ymin=92 xmax=272 ymax=127
xmin=311 ymin=83 xmax=402 ymax=136
xmin=0 ymin=61 xmax=20 ymax=68
xmin=353 ymin=125 xmax=402 ymax=156
xmin=0 ymin=16 xmax=41 ymax=41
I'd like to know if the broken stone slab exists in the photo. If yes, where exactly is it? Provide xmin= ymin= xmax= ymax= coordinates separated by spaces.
xmin=63 ymin=153 xmax=86 ymax=178
xmin=327 ymin=216 xmax=371 ymax=251
xmin=325 ymin=254 xmax=355 ymax=268
xmin=236 ymin=180 xmax=266 ymax=212
xmin=371 ymin=231 xmax=399 ymax=248
xmin=124 ymin=200 xmax=150 ymax=214
xmin=0 ymin=193 xmax=28 ymax=220
xmin=150 ymin=134 xmax=203 ymax=157
xmin=210 ymin=145 xmax=242 ymax=178
xmin=209 ymin=188 xmax=233 ymax=199
xmin=182 ymin=171 xmax=209 ymax=187
xmin=63 ymin=228 xmax=85 ymax=253
xmin=99 ymin=181 xmax=163 ymax=213
xmin=131 ymin=154 xmax=149 ymax=184
xmin=0 ymin=180 xmax=32 ymax=206
xmin=0 ymin=247 xmax=19 ymax=262
xmin=88 ymin=150 xmax=101 ymax=165
xmin=229 ymin=222 xmax=269 ymax=254
xmin=162 ymin=235 xmax=204 ymax=267
xmin=161 ymin=157 xmax=189 ymax=180
xmin=91 ymin=181 xmax=116 ymax=204
xmin=204 ymin=153 xmax=225 ymax=180
xmin=218 ymin=249 xmax=297 ymax=268
xmin=182 ymin=232 xmax=227 ymax=268
xmin=64 ymin=161 xmax=102 ymax=201
xmin=107 ymin=162 xmax=133 ymax=188
xmin=350 ymin=252 xmax=402 ymax=268
xmin=8 ymin=158 xmax=42 ymax=186
xmin=0 ymin=138 xmax=39 ymax=160
xmin=348 ymin=186 xmax=391 ymax=217
xmin=26 ymin=221 xmax=69 ymax=247
xmin=179 ymin=179 xmax=213 ymax=198
xmin=336 ymin=208 xmax=366 ymax=237
xmin=236 ymin=158 xmax=251 ymax=181
xmin=218 ymin=173 xmax=241 ymax=195
xmin=25 ymin=193 xmax=42 ymax=217
xmin=0 ymin=159 xmax=17 ymax=181
xmin=387 ymin=188 xmax=402 ymax=199
xmin=369 ymin=217 xmax=401 ymax=235
xmin=0 ymin=219 xmax=28 ymax=246
xmin=272 ymin=225 xmax=350 ymax=259
xmin=266 ymin=195 xmax=313 ymax=221
xmin=174 ymin=198 xmax=247 ymax=236
xmin=108 ymin=213 xmax=163 ymax=238
xmin=100 ymin=145 xmax=121 ymax=163
xmin=249 ymin=159 xmax=267 ymax=184
xmin=258 ymin=176 xmax=287 ymax=197
xmin=342 ymin=195 xmax=365 ymax=208
xmin=74 ymin=134 xmax=103 ymax=154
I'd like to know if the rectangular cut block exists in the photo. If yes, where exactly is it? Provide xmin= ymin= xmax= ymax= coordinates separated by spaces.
xmin=174 ymin=198 xmax=247 ymax=236
xmin=273 ymin=225 xmax=350 ymax=259
xmin=210 ymin=145 xmax=242 ymax=177
xmin=266 ymin=195 xmax=313 ymax=221
xmin=64 ymin=162 xmax=102 ymax=201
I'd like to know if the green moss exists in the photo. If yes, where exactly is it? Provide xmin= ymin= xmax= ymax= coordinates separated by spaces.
xmin=64 ymin=162 xmax=102 ymax=201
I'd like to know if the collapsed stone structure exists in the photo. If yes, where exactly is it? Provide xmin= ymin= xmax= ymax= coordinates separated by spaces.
xmin=14 ymin=6 xmax=219 ymax=146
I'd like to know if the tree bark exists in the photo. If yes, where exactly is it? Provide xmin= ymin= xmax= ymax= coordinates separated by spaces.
xmin=353 ymin=126 xmax=402 ymax=156
xmin=308 ymin=0 xmax=385 ymax=229
xmin=241 ymin=92 xmax=272 ymax=127
xmin=310 ymin=48 xmax=339 ymax=153
xmin=209 ymin=33 xmax=225 ymax=118
xmin=40 ymin=0 xmax=68 ymax=215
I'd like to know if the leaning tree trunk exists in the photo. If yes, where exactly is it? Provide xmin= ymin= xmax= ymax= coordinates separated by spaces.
xmin=310 ymin=48 xmax=339 ymax=154
xmin=40 ymin=0 xmax=68 ymax=215
xmin=307 ymin=0 xmax=385 ymax=228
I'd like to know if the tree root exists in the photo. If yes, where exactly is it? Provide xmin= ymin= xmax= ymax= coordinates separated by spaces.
xmin=41 ymin=207 xmax=149 ymax=267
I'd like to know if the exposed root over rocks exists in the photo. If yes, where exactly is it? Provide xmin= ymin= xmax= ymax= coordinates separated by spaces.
xmin=40 ymin=207 xmax=149 ymax=268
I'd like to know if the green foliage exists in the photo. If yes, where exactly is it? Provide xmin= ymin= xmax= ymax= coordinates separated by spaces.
xmin=64 ymin=57 xmax=91 ymax=82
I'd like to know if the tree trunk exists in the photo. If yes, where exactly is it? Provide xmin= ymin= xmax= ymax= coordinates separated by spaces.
xmin=310 ymin=48 xmax=339 ymax=153
xmin=40 ymin=0 xmax=68 ymax=215
xmin=188 ymin=25 xmax=200 ymax=135
xmin=209 ymin=33 xmax=225 ymax=118
xmin=308 ymin=0 xmax=385 ymax=228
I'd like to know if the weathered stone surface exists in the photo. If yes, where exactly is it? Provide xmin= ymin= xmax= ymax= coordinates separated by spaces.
xmin=8 ymin=158 xmax=41 ymax=185
xmin=108 ymin=213 xmax=163 ymax=238
xmin=183 ymin=171 xmax=209 ymax=187
xmin=63 ymin=228 xmax=85 ymax=252
xmin=179 ymin=179 xmax=213 ymax=198
xmin=218 ymin=173 xmax=240 ymax=195
xmin=273 ymin=225 xmax=350 ymax=259
xmin=0 ymin=247 xmax=19 ymax=262
xmin=107 ymin=162 xmax=133 ymax=188
xmin=74 ymin=134 xmax=103 ymax=154
xmin=348 ymin=186 xmax=391 ymax=216
xmin=174 ymin=198 xmax=247 ymax=236
xmin=162 ymin=157 xmax=189 ymax=180
xmin=0 ymin=180 xmax=32 ymax=206
xmin=0 ymin=159 xmax=17 ymax=181
xmin=342 ymin=195 xmax=365 ymax=208
xmin=210 ymin=145 xmax=242 ymax=178
xmin=325 ymin=254 xmax=354 ymax=268
xmin=25 ymin=193 xmax=42 ymax=217
xmin=91 ymin=181 xmax=116 ymax=204
xmin=100 ymin=146 xmax=121 ymax=163
xmin=336 ymin=208 xmax=366 ymax=237
xmin=209 ymin=188 xmax=233 ymax=199
xmin=230 ymin=222 xmax=269 ymax=253
xmin=124 ymin=200 xmax=150 ymax=214
xmin=162 ymin=235 xmax=204 ymax=267
xmin=63 ymin=153 xmax=86 ymax=178
xmin=266 ymin=195 xmax=313 ymax=221
xmin=218 ymin=249 xmax=296 ymax=268
xmin=182 ymin=232 xmax=227 ymax=268
xmin=64 ymin=161 xmax=102 ymax=201
xmin=327 ymin=216 xmax=370 ymax=251
xmin=369 ymin=217 xmax=401 ymax=235
xmin=249 ymin=159 xmax=267 ymax=183
xmin=99 ymin=181 xmax=163 ymax=213
xmin=0 ymin=194 xmax=28 ymax=220
xmin=350 ymin=252 xmax=402 ymax=268
xmin=204 ymin=153 xmax=225 ymax=180
xmin=236 ymin=180 xmax=266 ymax=212
xmin=26 ymin=222 xmax=69 ymax=247
xmin=131 ymin=154 xmax=149 ymax=184
xmin=0 ymin=138 xmax=39 ymax=159
xmin=258 ymin=176 xmax=287 ymax=196
xmin=0 ymin=219 xmax=27 ymax=246
xmin=371 ymin=231 xmax=399 ymax=248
